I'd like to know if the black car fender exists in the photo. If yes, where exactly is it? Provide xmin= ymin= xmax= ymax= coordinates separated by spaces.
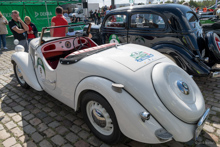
xmin=152 ymin=44 xmax=210 ymax=76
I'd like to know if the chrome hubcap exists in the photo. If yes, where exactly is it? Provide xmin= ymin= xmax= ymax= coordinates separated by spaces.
xmin=177 ymin=80 xmax=189 ymax=95
xmin=86 ymin=101 xmax=113 ymax=135
xmin=16 ymin=65 xmax=25 ymax=84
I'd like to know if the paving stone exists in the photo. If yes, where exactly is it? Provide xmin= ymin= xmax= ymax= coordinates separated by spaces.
xmin=81 ymin=123 xmax=90 ymax=132
xmin=36 ymin=112 xmax=48 ymax=119
xmin=0 ymin=124 xmax=4 ymax=130
xmin=0 ymin=130 xmax=10 ymax=139
xmin=203 ymin=124 xmax=215 ymax=133
xmin=31 ymin=108 xmax=41 ymax=114
xmin=23 ymin=124 xmax=36 ymax=134
xmin=12 ymin=105 xmax=24 ymax=112
xmin=70 ymin=125 xmax=82 ymax=133
xmin=17 ymin=120 xmax=28 ymax=127
xmin=74 ymin=140 xmax=90 ymax=147
xmin=42 ymin=116 xmax=53 ymax=124
xmin=78 ymin=130 xmax=90 ymax=139
xmin=29 ymin=118 xmax=41 ymax=126
xmin=55 ymin=115 xmax=64 ymax=121
xmin=23 ymin=140 xmax=37 ymax=147
xmin=65 ymin=114 xmax=77 ymax=121
xmin=65 ymin=132 xmax=79 ymax=143
xmin=211 ymin=116 xmax=220 ymax=122
xmin=11 ymin=127 xmax=24 ymax=137
xmin=7 ymin=113 xmax=17 ymax=117
xmin=216 ymin=129 xmax=220 ymax=137
xmin=3 ymin=137 xmax=16 ymax=147
xmin=43 ymin=128 xmax=55 ymax=137
xmin=100 ymin=143 xmax=111 ymax=147
xmin=212 ymin=107 xmax=220 ymax=112
xmin=55 ymin=126 xmax=69 ymax=135
xmin=74 ymin=119 xmax=84 ymax=126
xmin=63 ymin=144 xmax=74 ymax=147
xmin=1 ymin=115 xmax=11 ymax=123
xmin=37 ymin=123 xmax=48 ymax=132
xmin=5 ymin=121 xmax=17 ymax=129
xmin=51 ymin=135 xmax=67 ymax=146
xmin=22 ymin=111 xmax=30 ymax=116
xmin=87 ymin=136 xmax=102 ymax=146
xmin=23 ymin=114 xmax=34 ymax=121
xmin=39 ymin=140 xmax=53 ymax=147
xmin=19 ymin=135 xmax=29 ymax=143
xmin=12 ymin=115 xmax=22 ymax=122
xmin=48 ymin=121 xmax=60 ymax=128
xmin=31 ymin=132 xmax=43 ymax=143
xmin=48 ymin=112 xmax=57 ymax=117
xmin=11 ymin=144 xmax=22 ymax=147
xmin=62 ymin=119 xmax=73 ymax=128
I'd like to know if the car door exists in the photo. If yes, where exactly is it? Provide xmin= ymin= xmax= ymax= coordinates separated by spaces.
xmin=35 ymin=46 xmax=57 ymax=91
xmin=101 ymin=13 xmax=128 ymax=44
xmin=128 ymin=12 xmax=167 ymax=47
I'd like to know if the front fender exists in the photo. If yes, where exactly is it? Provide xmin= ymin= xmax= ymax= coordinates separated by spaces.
xmin=11 ymin=52 xmax=42 ymax=91
xmin=153 ymin=44 xmax=210 ymax=76
xmin=74 ymin=77 xmax=165 ymax=144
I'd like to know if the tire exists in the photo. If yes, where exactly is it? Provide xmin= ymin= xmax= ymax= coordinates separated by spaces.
xmin=81 ymin=92 xmax=124 ymax=145
xmin=163 ymin=54 xmax=177 ymax=64
xmin=13 ymin=63 xmax=29 ymax=89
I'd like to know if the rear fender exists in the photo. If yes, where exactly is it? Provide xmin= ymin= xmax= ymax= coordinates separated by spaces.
xmin=11 ymin=52 xmax=42 ymax=91
xmin=74 ymin=77 xmax=166 ymax=144
xmin=153 ymin=44 xmax=210 ymax=76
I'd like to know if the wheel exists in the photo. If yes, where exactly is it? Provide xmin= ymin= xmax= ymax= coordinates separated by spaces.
xmin=13 ymin=63 xmax=29 ymax=89
xmin=163 ymin=54 xmax=177 ymax=64
xmin=81 ymin=92 xmax=124 ymax=144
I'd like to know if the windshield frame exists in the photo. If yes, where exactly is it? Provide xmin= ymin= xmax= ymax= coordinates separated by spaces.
xmin=39 ymin=23 xmax=90 ymax=46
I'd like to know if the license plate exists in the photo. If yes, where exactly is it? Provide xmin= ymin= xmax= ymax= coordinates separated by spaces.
xmin=195 ymin=108 xmax=210 ymax=141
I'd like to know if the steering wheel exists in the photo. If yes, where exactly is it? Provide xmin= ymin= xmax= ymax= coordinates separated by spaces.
xmin=73 ymin=37 xmax=91 ymax=51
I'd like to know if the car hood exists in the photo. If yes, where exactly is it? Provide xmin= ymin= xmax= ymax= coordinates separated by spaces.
xmin=97 ymin=44 xmax=165 ymax=72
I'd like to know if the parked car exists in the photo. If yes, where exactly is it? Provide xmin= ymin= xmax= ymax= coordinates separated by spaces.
xmin=11 ymin=24 xmax=209 ymax=145
xmin=92 ymin=4 xmax=220 ymax=77
xmin=83 ymin=24 xmax=102 ymax=45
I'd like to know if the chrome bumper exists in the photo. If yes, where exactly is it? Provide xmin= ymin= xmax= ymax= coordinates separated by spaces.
xmin=195 ymin=108 xmax=210 ymax=141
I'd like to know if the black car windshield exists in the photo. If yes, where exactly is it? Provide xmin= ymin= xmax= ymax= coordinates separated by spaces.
xmin=186 ymin=12 xmax=202 ymax=30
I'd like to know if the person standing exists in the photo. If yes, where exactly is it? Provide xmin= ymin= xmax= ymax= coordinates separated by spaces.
xmin=24 ymin=16 xmax=38 ymax=43
xmin=93 ymin=10 xmax=97 ymax=25
xmin=0 ymin=11 xmax=8 ymax=50
xmin=101 ymin=9 xmax=105 ymax=23
xmin=106 ymin=7 xmax=110 ymax=15
xmin=97 ymin=10 xmax=101 ymax=25
xmin=9 ymin=10 xmax=29 ymax=52
xmin=50 ymin=6 xmax=68 ymax=37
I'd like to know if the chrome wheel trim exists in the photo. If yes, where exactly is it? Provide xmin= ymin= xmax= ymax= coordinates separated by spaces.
xmin=15 ymin=65 xmax=25 ymax=84
xmin=86 ymin=101 xmax=114 ymax=136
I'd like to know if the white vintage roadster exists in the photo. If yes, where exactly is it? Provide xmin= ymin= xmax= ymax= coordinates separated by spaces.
xmin=11 ymin=24 xmax=209 ymax=144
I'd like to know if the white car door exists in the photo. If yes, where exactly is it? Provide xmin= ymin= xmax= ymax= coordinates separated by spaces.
xmin=35 ymin=48 xmax=57 ymax=91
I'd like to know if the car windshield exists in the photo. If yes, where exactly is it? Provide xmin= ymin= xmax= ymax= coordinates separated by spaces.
xmin=40 ymin=23 xmax=87 ymax=44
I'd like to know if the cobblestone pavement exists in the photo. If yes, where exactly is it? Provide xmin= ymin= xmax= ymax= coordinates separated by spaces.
xmin=0 ymin=37 xmax=220 ymax=147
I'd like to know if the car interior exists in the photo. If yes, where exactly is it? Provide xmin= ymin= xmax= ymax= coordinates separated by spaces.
xmin=41 ymin=37 xmax=97 ymax=69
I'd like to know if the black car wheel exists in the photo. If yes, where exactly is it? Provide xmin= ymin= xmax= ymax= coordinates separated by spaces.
xmin=13 ymin=63 xmax=29 ymax=89
xmin=81 ymin=92 xmax=124 ymax=144
xmin=163 ymin=54 xmax=177 ymax=64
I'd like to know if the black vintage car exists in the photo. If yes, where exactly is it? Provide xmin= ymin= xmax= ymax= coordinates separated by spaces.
xmin=93 ymin=4 xmax=220 ymax=77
